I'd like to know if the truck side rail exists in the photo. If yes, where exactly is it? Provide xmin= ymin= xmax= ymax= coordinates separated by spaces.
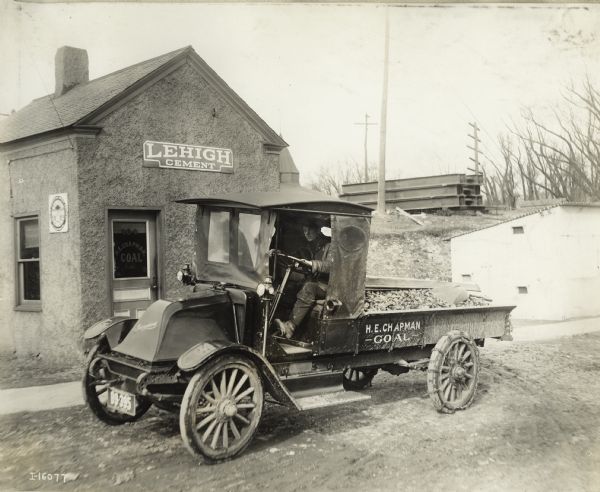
xmin=365 ymin=276 xmax=481 ymax=292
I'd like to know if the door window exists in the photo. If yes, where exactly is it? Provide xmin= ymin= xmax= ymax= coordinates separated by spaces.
xmin=208 ymin=211 xmax=230 ymax=263
xmin=238 ymin=213 xmax=261 ymax=268
xmin=113 ymin=221 xmax=149 ymax=279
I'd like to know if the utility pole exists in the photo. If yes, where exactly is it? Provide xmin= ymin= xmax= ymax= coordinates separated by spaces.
xmin=467 ymin=122 xmax=482 ymax=175
xmin=354 ymin=113 xmax=377 ymax=181
xmin=377 ymin=7 xmax=390 ymax=214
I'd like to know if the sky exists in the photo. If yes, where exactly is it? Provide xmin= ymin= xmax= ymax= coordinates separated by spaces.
xmin=1 ymin=1 xmax=599 ymax=185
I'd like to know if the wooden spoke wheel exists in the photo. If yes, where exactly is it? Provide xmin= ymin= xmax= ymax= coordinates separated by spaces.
xmin=342 ymin=367 xmax=378 ymax=391
xmin=180 ymin=356 xmax=264 ymax=462
xmin=427 ymin=330 xmax=480 ymax=413
xmin=83 ymin=343 xmax=151 ymax=425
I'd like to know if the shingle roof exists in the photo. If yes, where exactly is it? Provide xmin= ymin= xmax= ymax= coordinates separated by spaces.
xmin=0 ymin=47 xmax=189 ymax=144
xmin=448 ymin=202 xmax=600 ymax=240
xmin=0 ymin=46 xmax=287 ymax=149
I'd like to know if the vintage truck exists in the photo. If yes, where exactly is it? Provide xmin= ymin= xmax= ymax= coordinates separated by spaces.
xmin=83 ymin=188 xmax=515 ymax=462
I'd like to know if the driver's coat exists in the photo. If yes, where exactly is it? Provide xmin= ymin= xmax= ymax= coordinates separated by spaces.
xmin=291 ymin=235 xmax=332 ymax=326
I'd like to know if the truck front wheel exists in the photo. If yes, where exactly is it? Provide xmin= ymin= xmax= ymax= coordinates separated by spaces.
xmin=83 ymin=342 xmax=151 ymax=425
xmin=179 ymin=355 xmax=264 ymax=462
xmin=427 ymin=330 xmax=480 ymax=413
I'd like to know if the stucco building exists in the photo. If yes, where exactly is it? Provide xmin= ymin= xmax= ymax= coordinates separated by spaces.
xmin=0 ymin=46 xmax=296 ymax=362
xmin=450 ymin=203 xmax=600 ymax=320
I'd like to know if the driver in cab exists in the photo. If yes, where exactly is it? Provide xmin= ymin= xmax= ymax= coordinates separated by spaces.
xmin=274 ymin=221 xmax=332 ymax=339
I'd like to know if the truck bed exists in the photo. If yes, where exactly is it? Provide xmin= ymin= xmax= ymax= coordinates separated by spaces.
xmin=316 ymin=304 xmax=515 ymax=356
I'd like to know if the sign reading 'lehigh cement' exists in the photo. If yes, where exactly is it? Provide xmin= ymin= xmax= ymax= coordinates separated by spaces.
xmin=143 ymin=141 xmax=233 ymax=173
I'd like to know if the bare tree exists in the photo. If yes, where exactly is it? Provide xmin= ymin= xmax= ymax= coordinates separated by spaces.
xmin=487 ymin=79 xmax=600 ymax=205
xmin=309 ymin=160 xmax=378 ymax=196
xmin=481 ymin=168 xmax=500 ymax=206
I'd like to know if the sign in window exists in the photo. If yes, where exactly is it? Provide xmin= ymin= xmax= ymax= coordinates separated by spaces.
xmin=113 ymin=221 xmax=148 ymax=279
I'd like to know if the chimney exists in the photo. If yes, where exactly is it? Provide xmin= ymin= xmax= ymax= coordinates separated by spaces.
xmin=54 ymin=46 xmax=89 ymax=97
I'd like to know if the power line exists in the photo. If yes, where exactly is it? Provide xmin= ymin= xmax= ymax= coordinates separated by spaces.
xmin=455 ymin=97 xmax=506 ymax=172
xmin=353 ymin=113 xmax=377 ymax=181
xmin=467 ymin=121 xmax=482 ymax=175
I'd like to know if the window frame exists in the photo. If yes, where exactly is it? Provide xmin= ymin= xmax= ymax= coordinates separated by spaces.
xmin=236 ymin=211 xmax=262 ymax=270
xmin=204 ymin=208 xmax=263 ymax=270
xmin=14 ymin=214 xmax=42 ymax=311
xmin=206 ymin=209 xmax=232 ymax=265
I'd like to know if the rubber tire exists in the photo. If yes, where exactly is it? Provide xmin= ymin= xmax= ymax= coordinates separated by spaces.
xmin=179 ymin=355 xmax=264 ymax=463
xmin=83 ymin=343 xmax=151 ymax=425
xmin=342 ymin=367 xmax=378 ymax=391
xmin=427 ymin=330 xmax=480 ymax=414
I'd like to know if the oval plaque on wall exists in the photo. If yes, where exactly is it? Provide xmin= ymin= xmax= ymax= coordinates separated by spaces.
xmin=49 ymin=193 xmax=69 ymax=233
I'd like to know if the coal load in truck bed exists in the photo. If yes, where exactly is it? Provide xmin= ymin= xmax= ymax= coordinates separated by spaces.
xmin=364 ymin=289 xmax=491 ymax=313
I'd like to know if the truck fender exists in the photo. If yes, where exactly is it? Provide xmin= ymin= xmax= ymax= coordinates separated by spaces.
xmin=83 ymin=317 xmax=137 ymax=349
xmin=177 ymin=341 xmax=298 ymax=409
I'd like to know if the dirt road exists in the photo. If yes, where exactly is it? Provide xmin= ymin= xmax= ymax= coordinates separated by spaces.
xmin=1 ymin=332 xmax=599 ymax=491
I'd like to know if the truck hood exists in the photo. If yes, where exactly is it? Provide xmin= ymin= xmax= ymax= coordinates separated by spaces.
xmin=113 ymin=288 xmax=232 ymax=363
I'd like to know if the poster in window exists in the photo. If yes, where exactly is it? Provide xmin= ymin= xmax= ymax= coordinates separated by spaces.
xmin=113 ymin=221 xmax=148 ymax=279
xmin=49 ymin=193 xmax=69 ymax=233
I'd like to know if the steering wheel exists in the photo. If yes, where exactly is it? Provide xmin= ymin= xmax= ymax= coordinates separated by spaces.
xmin=269 ymin=250 xmax=313 ymax=274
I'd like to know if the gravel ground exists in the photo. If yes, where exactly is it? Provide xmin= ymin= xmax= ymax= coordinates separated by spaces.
xmin=1 ymin=332 xmax=599 ymax=491
xmin=0 ymin=354 xmax=83 ymax=390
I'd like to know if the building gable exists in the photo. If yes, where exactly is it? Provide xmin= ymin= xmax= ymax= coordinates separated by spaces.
xmin=78 ymin=48 xmax=287 ymax=151
xmin=0 ymin=47 xmax=287 ymax=152
xmin=449 ymin=203 xmax=600 ymax=241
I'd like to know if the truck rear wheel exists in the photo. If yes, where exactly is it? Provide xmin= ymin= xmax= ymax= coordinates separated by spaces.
xmin=179 ymin=355 xmax=264 ymax=462
xmin=427 ymin=330 xmax=480 ymax=413
xmin=342 ymin=367 xmax=378 ymax=391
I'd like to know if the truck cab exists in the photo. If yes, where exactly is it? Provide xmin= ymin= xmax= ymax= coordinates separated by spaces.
xmin=177 ymin=189 xmax=373 ymax=358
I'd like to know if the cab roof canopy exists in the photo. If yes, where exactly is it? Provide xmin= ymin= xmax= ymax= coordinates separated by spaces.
xmin=177 ymin=188 xmax=373 ymax=217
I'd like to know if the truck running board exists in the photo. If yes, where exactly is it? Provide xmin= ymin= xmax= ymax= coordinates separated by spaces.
xmin=294 ymin=391 xmax=371 ymax=411
xmin=278 ymin=342 xmax=312 ymax=356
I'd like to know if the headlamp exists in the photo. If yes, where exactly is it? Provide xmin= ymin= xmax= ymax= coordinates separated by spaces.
xmin=176 ymin=264 xmax=194 ymax=285
xmin=258 ymin=276 xmax=275 ymax=296
xmin=264 ymin=276 xmax=274 ymax=291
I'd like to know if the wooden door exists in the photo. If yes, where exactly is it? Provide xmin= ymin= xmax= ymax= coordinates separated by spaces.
xmin=109 ymin=211 xmax=159 ymax=319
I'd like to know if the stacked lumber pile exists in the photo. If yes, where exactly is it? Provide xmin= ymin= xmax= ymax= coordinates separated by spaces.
xmin=340 ymin=173 xmax=484 ymax=212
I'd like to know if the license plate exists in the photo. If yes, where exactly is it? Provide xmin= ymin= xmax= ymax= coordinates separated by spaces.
xmin=107 ymin=388 xmax=137 ymax=416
